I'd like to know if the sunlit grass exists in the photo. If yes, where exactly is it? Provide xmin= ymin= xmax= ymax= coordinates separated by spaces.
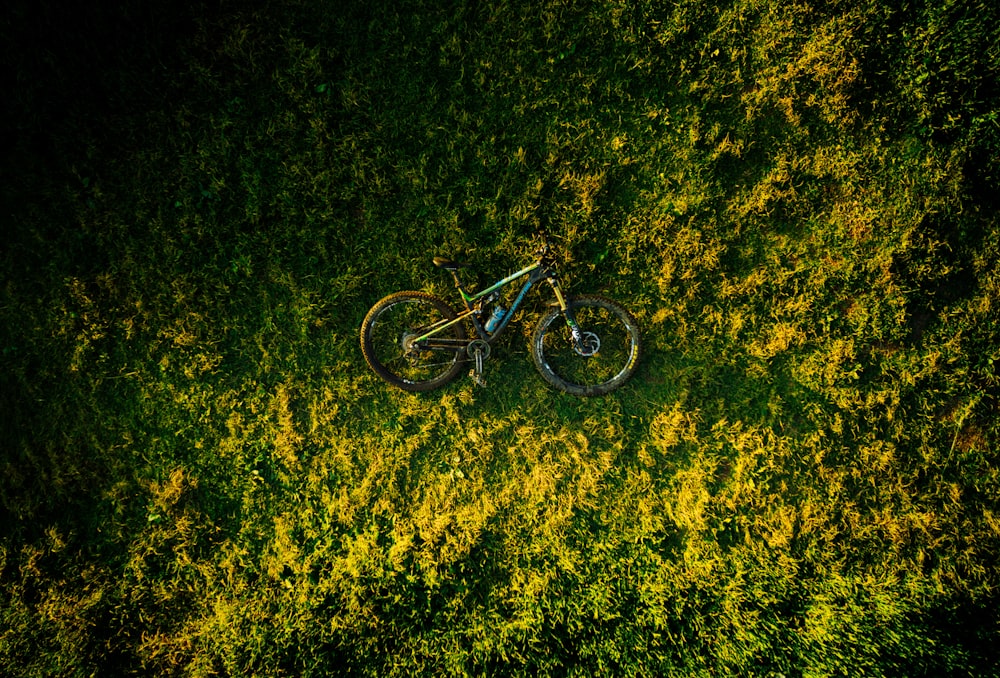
xmin=1 ymin=0 xmax=998 ymax=675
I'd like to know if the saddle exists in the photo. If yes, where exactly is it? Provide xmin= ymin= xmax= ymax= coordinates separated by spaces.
xmin=432 ymin=257 xmax=470 ymax=271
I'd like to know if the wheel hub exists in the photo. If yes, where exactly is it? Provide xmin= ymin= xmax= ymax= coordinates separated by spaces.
xmin=401 ymin=332 xmax=420 ymax=354
xmin=574 ymin=331 xmax=600 ymax=357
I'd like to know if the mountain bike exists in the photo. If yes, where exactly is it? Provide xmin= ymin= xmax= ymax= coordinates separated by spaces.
xmin=360 ymin=234 xmax=641 ymax=396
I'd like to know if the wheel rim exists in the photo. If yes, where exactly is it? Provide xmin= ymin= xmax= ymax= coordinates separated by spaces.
xmin=538 ymin=304 xmax=637 ymax=390
xmin=369 ymin=300 xmax=462 ymax=385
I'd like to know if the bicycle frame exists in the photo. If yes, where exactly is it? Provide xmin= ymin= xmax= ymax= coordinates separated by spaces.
xmin=411 ymin=258 xmax=579 ymax=351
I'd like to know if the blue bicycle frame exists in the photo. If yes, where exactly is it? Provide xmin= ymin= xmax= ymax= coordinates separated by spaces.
xmin=412 ymin=259 xmax=580 ymax=349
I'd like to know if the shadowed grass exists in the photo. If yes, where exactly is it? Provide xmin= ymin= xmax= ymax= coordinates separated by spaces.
xmin=2 ymin=0 xmax=999 ymax=675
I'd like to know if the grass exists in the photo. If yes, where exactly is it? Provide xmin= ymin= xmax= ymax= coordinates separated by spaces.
xmin=2 ymin=0 xmax=999 ymax=675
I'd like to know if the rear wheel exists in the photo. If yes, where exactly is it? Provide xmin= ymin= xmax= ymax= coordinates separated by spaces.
xmin=531 ymin=295 xmax=641 ymax=396
xmin=360 ymin=291 xmax=467 ymax=392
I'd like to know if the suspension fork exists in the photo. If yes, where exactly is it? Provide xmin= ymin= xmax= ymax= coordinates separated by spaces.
xmin=546 ymin=275 xmax=585 ymax=347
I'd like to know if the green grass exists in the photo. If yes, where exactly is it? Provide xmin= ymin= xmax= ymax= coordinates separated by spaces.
xmin=2 ymin=0 xmax=999 ymax=675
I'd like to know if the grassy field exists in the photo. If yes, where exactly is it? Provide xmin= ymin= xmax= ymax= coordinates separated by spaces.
xmin=2 ymin=0 xmax=999 ymax=675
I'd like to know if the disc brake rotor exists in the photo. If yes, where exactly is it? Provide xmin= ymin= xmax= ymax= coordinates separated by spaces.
xmin=574 ymin=331 xmax=600 ymax=357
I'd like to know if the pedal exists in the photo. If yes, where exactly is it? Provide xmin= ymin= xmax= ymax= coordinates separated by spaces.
xmin=466 ymin=339 xmax=490 ymax=387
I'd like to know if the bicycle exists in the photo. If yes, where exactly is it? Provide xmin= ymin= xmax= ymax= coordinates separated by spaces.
xmin=360 ymin=233 xmax=641 ymax=396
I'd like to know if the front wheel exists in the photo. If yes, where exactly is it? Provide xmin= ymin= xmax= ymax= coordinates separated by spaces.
xmin=360 ymin=291 xmax=468 ymax=392
xmin=531 ymin=295 xmax=641 ymax=396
